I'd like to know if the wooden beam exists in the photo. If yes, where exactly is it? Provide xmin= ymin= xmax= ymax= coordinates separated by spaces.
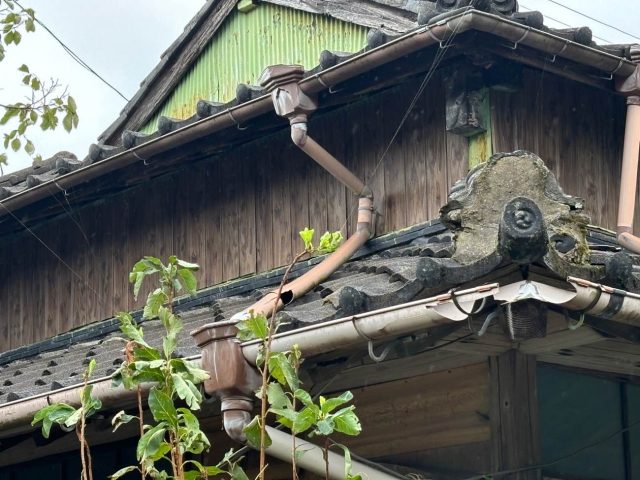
xmin=468 ymin=87 xmax=493 ymax=167
xmin=490 ymin=350 xmax=540 ymax=479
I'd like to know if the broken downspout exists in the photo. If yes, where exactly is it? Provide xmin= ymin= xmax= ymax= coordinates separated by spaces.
xmin=616 ymin=45 xmax=640 ymax=253
xmin=232 ymin=65 xmax=375 ymax=321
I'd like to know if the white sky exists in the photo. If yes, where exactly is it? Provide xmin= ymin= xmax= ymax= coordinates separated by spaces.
xmin=0 ymin=0 xmax=638 ymax=174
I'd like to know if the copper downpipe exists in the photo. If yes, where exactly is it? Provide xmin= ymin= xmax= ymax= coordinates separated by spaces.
xmin=239 ymin=197 xmax=373 ymax=319
xmin=617 ymin=97 xmax=640 ymax=253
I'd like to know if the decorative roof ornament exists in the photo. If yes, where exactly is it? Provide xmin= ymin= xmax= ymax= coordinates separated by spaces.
xmin=419 ymin=151 xmax=635 ymax=292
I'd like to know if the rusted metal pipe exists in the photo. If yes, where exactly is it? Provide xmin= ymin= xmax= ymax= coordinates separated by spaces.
xmin=292 ymin=124 xmax=368 ymax=196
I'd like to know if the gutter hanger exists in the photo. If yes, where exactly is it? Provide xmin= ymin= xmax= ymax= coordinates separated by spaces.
xmin=0 ymin=10 xmax=634 ymax=219
xmin=3 ymin=277 xmax=640 ymax=444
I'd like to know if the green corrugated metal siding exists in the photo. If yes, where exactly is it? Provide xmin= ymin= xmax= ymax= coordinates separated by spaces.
xmin=141 ymin=3 xmax=368 ymax=133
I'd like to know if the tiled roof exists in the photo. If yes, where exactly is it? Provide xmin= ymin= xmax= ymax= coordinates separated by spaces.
xmin=0 ymin=221 xmax=451 ymax=405
xmin=0 ymin=215 xmax=638 ymax=407
xmin=0 ymin=2 xmax=635 ymax=207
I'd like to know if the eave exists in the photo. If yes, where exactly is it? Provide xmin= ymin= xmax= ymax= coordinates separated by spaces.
xmin=0 ymin=10 xmax=635 ymax=227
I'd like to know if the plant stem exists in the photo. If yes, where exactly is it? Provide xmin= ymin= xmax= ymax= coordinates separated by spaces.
xmin=258 ymin=249 xmax=308 ymax=480
xmin=324 ymin=438 xmax=330 ymax=480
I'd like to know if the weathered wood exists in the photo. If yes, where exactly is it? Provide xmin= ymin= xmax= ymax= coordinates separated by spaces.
xmin=342 ymin=363 xmax=491 ymax=458
xmin=0 ymin=68 xmax=629 ymax=350
xmin=490 ymin=350 xmax=540 ymax=479
xmin=491 ymin=68 xmax=626 ymax=231
xmin=254 ymin=145 xmax=275 ymax=274
xmin=204 ymin=158 xmax=223 ymax=286
xmin=239 ymin=154 xmax=257 ymax=276
xmin=263 ymin=0 xmax=416 ymax=34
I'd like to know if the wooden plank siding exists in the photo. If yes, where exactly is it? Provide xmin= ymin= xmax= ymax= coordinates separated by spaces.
xmin=0 ymin=68 xmax=629 ymax=350
xmin=491 ymin=68 xmax=626 ymax=231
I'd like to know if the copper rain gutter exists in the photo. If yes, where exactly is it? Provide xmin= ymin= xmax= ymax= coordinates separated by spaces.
xmin=0 ymin=10 xmax=634 ymax=220
xmin=616 ymin=45 xmax=640 ymax=253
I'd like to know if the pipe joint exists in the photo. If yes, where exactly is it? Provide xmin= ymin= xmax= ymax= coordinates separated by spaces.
xmin=290 ymin=122 xmax=308 ymax=147
xmin=221 ymin=396 xmax=253 ymax=443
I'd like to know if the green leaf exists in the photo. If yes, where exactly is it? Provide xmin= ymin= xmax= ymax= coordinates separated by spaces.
xmin=31 ymin=403 xmax=75 ymax=438
xmin=30 ymin=76 xmax=40 ymax=91
xmin=320 ymin=390 xmax=353 ymax=414
xmin=315 ymin=418 xmax=335 ymax=436
xmin=85 ymin=358 xmax=97 ymax=378
xmin=9 ymin=136 xmax=19 ymax=152
xmin=110 ymin=466 xmax=139 ymax=479
xmin=267 ymin=382 xmax=291 ymax=410
xmin=177 ymin=268 xmax=197 ymax=295
xmin=242 ymin=415 xmax=271 ymax=449
xmin=111 ymin=410 xmax=136 ymax=432
xmin=67 ymin=95 xmax=77 ymax=113
xmin=299 ymin=227 xmax=315 ymax=251
xmin=170 ymin=359 xmax=209 ymax=384
xmin=294 ymin=388 xmax=313 ymax=407
xmin=136 ymin=423 xmax=167 ymax=461
xmin=269 ymin=407 xmax=296 ymax=429
xmin=230 ymin=464 xmax=250 ymax=480
xmin=25 ymin=18 xmax=34 ymax=32
xmin=331 ymin=406 xmax=361 ymax=436
xmin=117 ymin=316 xmax=148 ymax=348
xmin=176 ymin=258 xmax=199 ymax=270
xmin=292 ymin=406 xmax=317 ymax=434
xmin=17 ymin=63 xmax=28 ymax=73
xmin=236 ymin=313 xmax=269 ymax=341
xmin=24 ymin=139 xmax=34 ymax=155
xmin=148 ymin=389 xmax=178 ymax=428
xmin=172 ymin=373 xmax=202 ymax=410
xmin=268 ymin=351 xmax=299 ymax=391
xmin=62 ymin=112 xmax=72 ymax=132
xmin=318 ymin=230 xmax=344 ymax=254
xmin=143 ymin=288 xmax=166 ymax=319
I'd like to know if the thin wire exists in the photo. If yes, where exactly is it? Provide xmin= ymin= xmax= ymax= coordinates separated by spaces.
xmin=463 ymin=413 xmax=640 ymax=479
xmin=339 ymin=6 xmax=472 ymax=233
xmin=544 ymin=0 xmax=640 ymax=42
xmin=0 ymin=201 xmax=108 ymax=308
xmin=13 ymin=0 xmax=130 ymax=102
xmin=519 ymin=3 xmax=612 ymax=44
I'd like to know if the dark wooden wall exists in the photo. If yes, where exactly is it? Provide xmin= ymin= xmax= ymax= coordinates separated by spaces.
xmin=0 ymin=73 xmax=468 ymax=352
xmin=491 ymin=68 xmax=627 ymax=231
xmin=0 ymin=67 xmax=630 ymax=352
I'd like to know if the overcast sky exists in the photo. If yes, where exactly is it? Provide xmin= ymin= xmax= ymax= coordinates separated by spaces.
xmin=0 ymin=0 xmax=638 ymax=174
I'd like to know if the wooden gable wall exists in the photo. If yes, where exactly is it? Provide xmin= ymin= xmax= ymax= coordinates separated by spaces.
xmin=0 ymin=67 xmax=630 ymax=352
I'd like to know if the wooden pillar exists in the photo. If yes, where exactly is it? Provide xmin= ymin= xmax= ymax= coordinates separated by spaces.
xmin=490 ymin=350 xmax=540 ymax=479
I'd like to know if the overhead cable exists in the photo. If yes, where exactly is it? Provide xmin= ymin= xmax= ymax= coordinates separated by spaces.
xmin=13 ymin=0 xmax=130 ymax=102
xmin=544 ymin=0 xmax=640 ymax=42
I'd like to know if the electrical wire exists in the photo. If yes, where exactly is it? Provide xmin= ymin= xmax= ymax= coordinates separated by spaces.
xmin=543 ymin=0 xmax=640 ymax=42
xmin=0 ymin=201 xmax=108 ymax=309
xmin=519 ymin=3 xmax=613 ymax=44
xmin=338 ymin=5 xmax=474 ymax=234
xmin=463 ymin=417 xmax=640 ymax=479
xmin=13 ymin=0 xmax=130 ymax=102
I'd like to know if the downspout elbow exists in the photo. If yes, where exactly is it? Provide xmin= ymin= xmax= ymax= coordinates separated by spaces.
xmin=221 ymin=397 xmax=254 ymax=443
xmin=290 ymin=117 xmax=308 ymax=147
